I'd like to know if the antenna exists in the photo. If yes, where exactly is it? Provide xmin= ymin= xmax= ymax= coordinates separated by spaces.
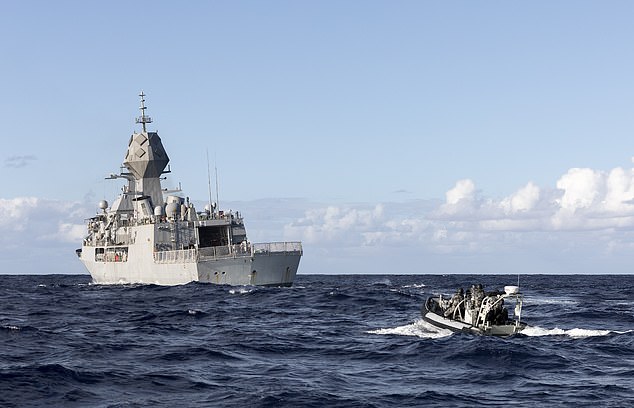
xmin=214 ymin=154 xmax=220 ymax=214
xmin=517 ymin=273 xmax=520 ymax=291
xmin=206 ymin=149 xmax=213 ymax=215
xmin=135 ymin=91 xmax=153 ymax=133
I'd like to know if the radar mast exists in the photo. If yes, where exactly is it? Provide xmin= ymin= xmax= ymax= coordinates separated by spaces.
xmin=135 ymin=91 xmax=153 ymax=133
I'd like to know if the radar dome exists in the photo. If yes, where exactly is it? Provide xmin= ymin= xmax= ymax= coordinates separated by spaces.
xmin=98 ymin=200 xmax=108 ymax=210
xmin=166 ymin=196 xmax=183 ymax=205
xmin=166 ymin=202 xmax=179 ymax=218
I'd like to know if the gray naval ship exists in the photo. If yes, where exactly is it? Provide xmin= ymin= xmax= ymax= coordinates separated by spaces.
xmin=76 ymin=92 xmax=302 ymax=286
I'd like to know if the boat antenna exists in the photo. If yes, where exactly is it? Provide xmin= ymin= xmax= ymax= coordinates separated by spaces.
xmin=214 ymin=154 xmax=220 ymax=215
xmin=206 ymin=149 xmax=213 ymax=215
xmin=135 ymin=91 xmax=153 ymax=133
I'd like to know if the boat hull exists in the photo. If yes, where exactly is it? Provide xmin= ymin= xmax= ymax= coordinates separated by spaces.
xmin=421 ymin=297 xmax=525 ymax=337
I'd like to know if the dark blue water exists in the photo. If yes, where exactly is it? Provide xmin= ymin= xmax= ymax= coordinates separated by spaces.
xmin=1 ymin=274 xmax=633 ymax=407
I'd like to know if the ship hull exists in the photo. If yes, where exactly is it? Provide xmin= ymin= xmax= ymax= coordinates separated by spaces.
xmin=196 ymin=252 xmax=300 ymax=286
xmin=81 ymin=252 xmax=301 ymax=286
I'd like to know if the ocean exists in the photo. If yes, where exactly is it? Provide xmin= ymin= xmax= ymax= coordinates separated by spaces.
xmin=1 ymin=274 xmax=633 ymax=407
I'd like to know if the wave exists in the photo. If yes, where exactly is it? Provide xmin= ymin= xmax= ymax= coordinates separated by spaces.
xmin=229 ymin=287 xmax=256 ymax=295
xmin=402 ymin=283 xmax=426 ymax=289
xmin=0 ymin=363 xmax=105 ymax=385
xmin=0 ymin=323 xmax=39 ymax=333
xmin=154 ymin=346 xmax=242 ymax=362
xmin=186 ymin=309 xmax=206 ymax=317
xmin=368 ymin=319 xmax=453 ymax=339
xmin=371 ymin=278 xmax=392 ymax=286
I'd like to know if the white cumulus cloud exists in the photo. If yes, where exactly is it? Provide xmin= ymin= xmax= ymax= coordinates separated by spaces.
xmin=284 ymin=204 xmax=385 ymax=244
xmin=500 ymin=182 xmax=540 ymax=214
xmin=0 ymin=197 xmax=90 ymax=244
xmin=282 ymin=161 xmax=634 ymax=273
xmin=446 ymin=179 xmax=476 ymax=205
xmin=556 ymin=168 xmax=604 ymax=211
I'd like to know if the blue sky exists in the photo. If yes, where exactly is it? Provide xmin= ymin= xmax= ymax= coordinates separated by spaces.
xmin=2 ymin=1 xmax=634 ymax=274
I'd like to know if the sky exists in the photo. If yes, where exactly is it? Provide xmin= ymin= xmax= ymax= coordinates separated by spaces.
xmin=2 ymin=1 xmax=634 ymax=275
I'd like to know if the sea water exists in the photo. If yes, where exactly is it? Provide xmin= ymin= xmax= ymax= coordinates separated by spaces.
xmin=1 ymin=274 xmax=633 ymax=407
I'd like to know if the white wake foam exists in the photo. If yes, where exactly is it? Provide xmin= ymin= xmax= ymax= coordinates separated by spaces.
xmin=368 ymin=319 xmax=453 ymax=339
xmin=526 ymin=296 xmax=577 ymax=306
xmin=369 ymin=322 xmax=632 ymax=339
xmin=521 ymin=326 xmax=631 ymax=338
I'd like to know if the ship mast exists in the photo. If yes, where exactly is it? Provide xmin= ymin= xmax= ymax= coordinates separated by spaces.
xmin=135 ymin=91 xmax=153 ymax=133
xmin=123 ymin=91 xmax=170 ymax=208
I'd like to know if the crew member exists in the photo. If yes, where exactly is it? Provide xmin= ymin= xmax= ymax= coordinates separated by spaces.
xmin=444 ymin=288 xmax=464 ymax=318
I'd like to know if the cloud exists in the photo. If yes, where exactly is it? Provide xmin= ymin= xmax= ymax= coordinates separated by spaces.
xmin=446 ymin=179 xmax=476 ymax=206
xmin=283 ymin=163 xmax=634 ymax=273
xmin=555 ymin=167 xmax=604 ymax=214
xmin=0 ymin=197 xmax=89 ymax=244
xmin=500 ymin=182 xmax=540 ymax=214
xmin=5 ymin=155 xmax=37 ymax=168
xmin=0 ymin=197 xmax=40 ymax=230
xmin=0 ymin=196 xmax=93 ymax=274
xmin=284 ymin=204 xmax=385 ymax=245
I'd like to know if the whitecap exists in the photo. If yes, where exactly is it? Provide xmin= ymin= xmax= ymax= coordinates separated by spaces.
xmin=372 ymin=279 xmax=392 ymax=286
xmin=402 ymin=283 xmax=426 ymax=289
xmin=229 ymin=287 xmax=254 ymax=295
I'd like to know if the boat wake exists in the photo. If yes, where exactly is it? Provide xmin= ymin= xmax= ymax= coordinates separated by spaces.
xmin=521 ymin=326 xmax=633 ymax=338
xmin=368 ymin=319 xmax=453 ymax=339
xmin=369 ymin=322 xmax=634 ymax=339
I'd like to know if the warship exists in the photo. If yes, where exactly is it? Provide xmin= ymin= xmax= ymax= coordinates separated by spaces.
xmin=76 ymin=92 xmax=302 ymax=286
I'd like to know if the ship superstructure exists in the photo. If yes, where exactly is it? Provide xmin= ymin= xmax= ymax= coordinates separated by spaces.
xmin=76 ymin=92 xmax=302 ymax=286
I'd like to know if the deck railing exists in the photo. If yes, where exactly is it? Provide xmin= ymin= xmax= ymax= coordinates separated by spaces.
xmin=153 ymin=242 xmax=303 ymax=264
xmin=252 ymin=242 xmax=303 ymax=255
xmin=153 ymin=248 xmax=197 ymax=264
